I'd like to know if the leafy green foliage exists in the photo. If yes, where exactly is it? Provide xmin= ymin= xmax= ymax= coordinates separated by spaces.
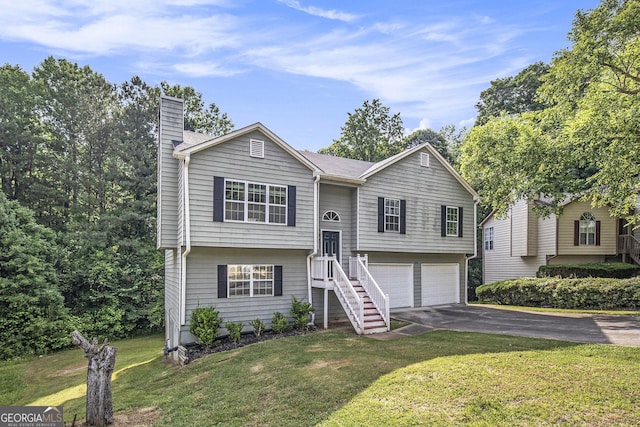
xmin=271 ymin=312 xmax=290 ymax=334
xmin=190 ymin=307 xmax=223 ymax=347
xmin=462 ymin=0 xmax=640 ymax=224
xmin=538 ymin=262 xmax=640 ymax=279
xmin=476 ymin=277 xmax=640 ymax=309
xmin=225 ymin=321 xmax=243 ymax=344
xmin=319 ymin=99 xmax=404 ymax=162
xmin=250 ymin=318 xmax=266 ymax=337
xmin=0 ymin=192 xmax=71 ymax=359
xmin=289 ymin=296 xmax=314 ymax=330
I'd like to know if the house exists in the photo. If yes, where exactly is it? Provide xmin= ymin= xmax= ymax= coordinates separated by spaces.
xmin=158 ymin=95 xmax=479 ymax=359
xmin=480 ymin=198 xmax=640 ymax=284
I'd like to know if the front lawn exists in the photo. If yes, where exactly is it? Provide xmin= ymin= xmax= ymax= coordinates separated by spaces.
xmin=2 ymin=330 xmax=639 ymax=426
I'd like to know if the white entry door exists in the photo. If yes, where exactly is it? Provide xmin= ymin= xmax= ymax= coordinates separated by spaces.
xmin=368 ymin=263 xmax=413 ymax=308
xmin=421 ymin=263 xmax=460 ymax=306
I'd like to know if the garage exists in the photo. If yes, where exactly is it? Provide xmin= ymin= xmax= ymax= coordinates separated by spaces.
xmin=368 ymin=263 xmax=413 ymax=308
xmin=421 ymin=263 xmax=460 ymax=306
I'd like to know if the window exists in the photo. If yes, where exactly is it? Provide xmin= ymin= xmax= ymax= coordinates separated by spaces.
xmin=224 ymin=180 xmax=287 ymax=224
xmin=228 ymin=265 xmax=274 ymax=297
xmin=446 ymin=207 xmax=459 ymax=236
xmin=250 ymin=139 xmax=264 ymax=158
xmin=384 ymin=198 xmax=400 ymax=232
xmin=484 ymin=227 xmax=494 ymax=250
xmin=322 ymin=210 xmax=341 ymax=222
xmin=420 ymin=152 xmax=430 ymax=167
xmin=579 ymin=212 xmax=596 ymax=245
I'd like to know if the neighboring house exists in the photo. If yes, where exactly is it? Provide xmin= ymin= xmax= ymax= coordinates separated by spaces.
xmin=480 ymin=198 xmax=640 ymax=284
xmin=158 ymin=96 xmax=479 ymax=359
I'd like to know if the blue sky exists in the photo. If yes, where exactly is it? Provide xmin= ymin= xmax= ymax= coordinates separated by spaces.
xmin=1 ymin=0 xmax=600 ymax=151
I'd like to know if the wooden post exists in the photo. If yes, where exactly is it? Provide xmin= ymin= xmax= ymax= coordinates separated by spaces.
xmin=71 ymin=330 xmax=117 ymax=427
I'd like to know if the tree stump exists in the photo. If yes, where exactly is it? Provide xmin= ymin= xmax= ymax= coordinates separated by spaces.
xmin=71 ymin=330 xmax=117 ymax=427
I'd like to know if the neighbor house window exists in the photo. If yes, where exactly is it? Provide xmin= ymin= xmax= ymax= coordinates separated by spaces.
xmin=224 ymin=180 xmax=287 ymax=224
xmin=446 ymin=206 xmax=459 ymax=236
xmin=228 ymin=265 xmax=274 ymax=297
xmin=384 ymin=198 xmax=400 ymax=232
xmin=579 ymin=212 xmax=596 ymax=245
xmin=484 ymin=227 xmax=494 ymax=250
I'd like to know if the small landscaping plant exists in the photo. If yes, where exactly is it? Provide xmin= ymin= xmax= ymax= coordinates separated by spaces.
xmin=225 ymin=321 xmax=243 ymax=344
xmin=250 ymin=318 xmax=265 ymax=337
xmin=271 ymin=312 xmax=289 ymax=334
xmin=290 ymin=296 xmax=314 ymax=330
xmin=189 ymin=306 xmax=223 ymax=347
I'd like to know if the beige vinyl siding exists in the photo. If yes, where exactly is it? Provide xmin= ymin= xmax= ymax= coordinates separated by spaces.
xmin=319 ymin=184 xmax=356 ymax=269
xmin=557 ymin=201 xmax=617 ymax=255
xmin=187 ymin=131 xmax=314 ymax=249
xmin=510 ymin=201 xmax=537 ymax=256
xmin=550 ymin=255 xmax=606 ymax=265
xmin=358 ymin=149 xmax=475 ymax=254
xmin=157 ymin=97 xmax=182 ymax=249
xmin=180 ymin=247 xmax=308 ymax=342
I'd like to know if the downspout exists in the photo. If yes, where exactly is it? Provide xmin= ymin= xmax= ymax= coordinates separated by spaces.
xmin=180 ymin=154 xmax=191 ymax=326
xmin=464 ymin=199 xmax=479 ymax=305
xmin=306 ymin=174 xmax=321 ymax=321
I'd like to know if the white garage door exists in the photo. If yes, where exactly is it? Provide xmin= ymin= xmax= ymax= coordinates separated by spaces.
xmin=368 ymin=263 xmax=413 ymax=309
xmin=421 ymin=263 xmax=460 ymax=306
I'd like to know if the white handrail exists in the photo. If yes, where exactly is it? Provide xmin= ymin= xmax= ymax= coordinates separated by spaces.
xmin=619 ymin=234 xmax=640 ymax=265
xmin=331 ymin=258 xmax=364 ymax=333
xmin=353 ymin=255 xmax=390 ymax=330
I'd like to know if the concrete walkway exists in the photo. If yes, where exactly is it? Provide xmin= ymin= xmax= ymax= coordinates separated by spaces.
xmin=370 ymin=305 xmax=640 ymax=347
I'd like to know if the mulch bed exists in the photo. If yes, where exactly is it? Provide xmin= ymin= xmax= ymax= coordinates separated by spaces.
xmin=183 ymin=327 xmax=317 ymax=363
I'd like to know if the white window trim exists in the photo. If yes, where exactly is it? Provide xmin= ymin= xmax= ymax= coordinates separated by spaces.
xmin=446 ymin=206 xmax=459 ymax=237
xmin=579 ymin=212 xmax=596 ymax=246
xmin=250 ymin=139 xmax=265 ymax=158
xmin=228 ymin=264 xmax=274 ymax=298
xmin=224 ymin=179 xmax=287 ymax=225
xmin=484 ymin=227 xmax=494 ymax=251
xmin=322 ymin=210 xmax=341 ymax=222
xmin=384 ymin=198 xmax=401 ymax=233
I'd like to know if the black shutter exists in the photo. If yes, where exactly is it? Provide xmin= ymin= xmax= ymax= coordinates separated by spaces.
xmin=458 ymin=206 xmax=463 ymax=238
xmin=378 ymin=197 xmax=385 ymax=232
xmin=274 ymin=266 xmax=283 ymax=296
xmin=574 ymin=220 xmax=580 ymax=246
xmin=213 ymin=176 xmax=225 ymax=222
xmin=287 ymin=185 xmax=296 ymax=227
xmin=595 ymin=220 xmax=601 ymax=246
xmin=400 ymin=200 xmax=406 ymax=234
xmin=217 ymin=264 xmax=227 ymax=298
xmin=441 ymin=205 xmax=447 ymax=237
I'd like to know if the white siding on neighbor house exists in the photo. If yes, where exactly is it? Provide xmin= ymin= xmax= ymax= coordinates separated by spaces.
xmin=510 ymin=201 xmax=537 ymax=256
xmin=358 ymin=149 xmax=475 ymax=255
xmin=180 ymin=247 xmax=308 ymax=343
xmin=319 ymin=184 xmax=356 ymax=269
xmin=557 ymin=201 xmax=617 ymax=256
xmin=164 ymin=249 xmax=180 ymax=348
xmin=482 ymin=203 xmax=556 ymax=284
xmin=187 ymin=131 xmax=314 ymax=249
xmin=157 ymin=97 xmax=183 ymax=249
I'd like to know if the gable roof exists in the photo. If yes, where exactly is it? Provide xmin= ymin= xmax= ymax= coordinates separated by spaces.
xmin=173 ymin=122 xmax=319 ymax=172
xmin=298 ymin=150 xmax=373 ymax=181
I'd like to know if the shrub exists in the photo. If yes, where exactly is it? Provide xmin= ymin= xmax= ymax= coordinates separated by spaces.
xmin=189 ymin=306 xmax=223 ymax=347
xmin=290 ymin=296 xmax=314 ymax=330
xmin=250 ymin=318 xmax=265 ymax=337
xmin=225 ymin=321 xmax=243 ymax=344
xmin=476 ymin=277 xmax=640 ymax=310
xmin=538 ymin=262 xmax=640 ymax=279
xmin=271 ymin=312 xmax=289 ymax=334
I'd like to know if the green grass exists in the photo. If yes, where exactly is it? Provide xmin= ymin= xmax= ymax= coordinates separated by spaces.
xmin=472 ymin=302 xmax=640 ymax=316
xmin=2 ymin=330 xmax=640 ymax=426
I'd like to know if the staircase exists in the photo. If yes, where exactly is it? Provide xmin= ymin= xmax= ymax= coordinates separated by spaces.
xmin=619 ymin=234 xmax=640 ymax=265
xmin=351 ymin=280 xmax=388 ymax=333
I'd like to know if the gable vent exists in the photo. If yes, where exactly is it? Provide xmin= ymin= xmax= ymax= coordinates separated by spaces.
xmin=250 ymin=139 xmax=265 ymax=158
xmin=420 ymin=152 xmax=430 ymax=167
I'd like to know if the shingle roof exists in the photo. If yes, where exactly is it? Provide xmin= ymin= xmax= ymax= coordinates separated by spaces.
xmin=298 ymin=150 xmax=374 ymax=179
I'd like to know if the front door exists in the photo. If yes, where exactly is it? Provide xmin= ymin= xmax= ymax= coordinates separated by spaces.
xmin=322 ymin=231 xmax=340 ymax=279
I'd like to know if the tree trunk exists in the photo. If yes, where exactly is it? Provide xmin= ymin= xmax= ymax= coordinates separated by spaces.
xmin=71 ymin=330 xmax=117 ymax=427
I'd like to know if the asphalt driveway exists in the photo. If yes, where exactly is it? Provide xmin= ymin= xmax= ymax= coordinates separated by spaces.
xmin=390 ymin=304 xmax=640 ymax=347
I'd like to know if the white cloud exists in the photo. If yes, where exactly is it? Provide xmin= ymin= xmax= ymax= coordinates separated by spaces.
xmin=277 ymin=0 xmax=359 ymax=23
xmin=172 ymin=61 xmax=243 ymax=77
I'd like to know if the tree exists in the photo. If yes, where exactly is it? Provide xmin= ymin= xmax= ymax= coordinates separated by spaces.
xmin=0 ymin=191 xmax=70 ymax=359
xmin=403 ymin=127 xmax=458 ymax=165
xmin=160 ymin=81 xmax=233 ymax=136
xmin=462 ymin=0 xmax=640 ymax=224
xmin=319 ymin=99 xmax=404 ymax=162
xmin=474 ymin=62 xmax=550 ymax=126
